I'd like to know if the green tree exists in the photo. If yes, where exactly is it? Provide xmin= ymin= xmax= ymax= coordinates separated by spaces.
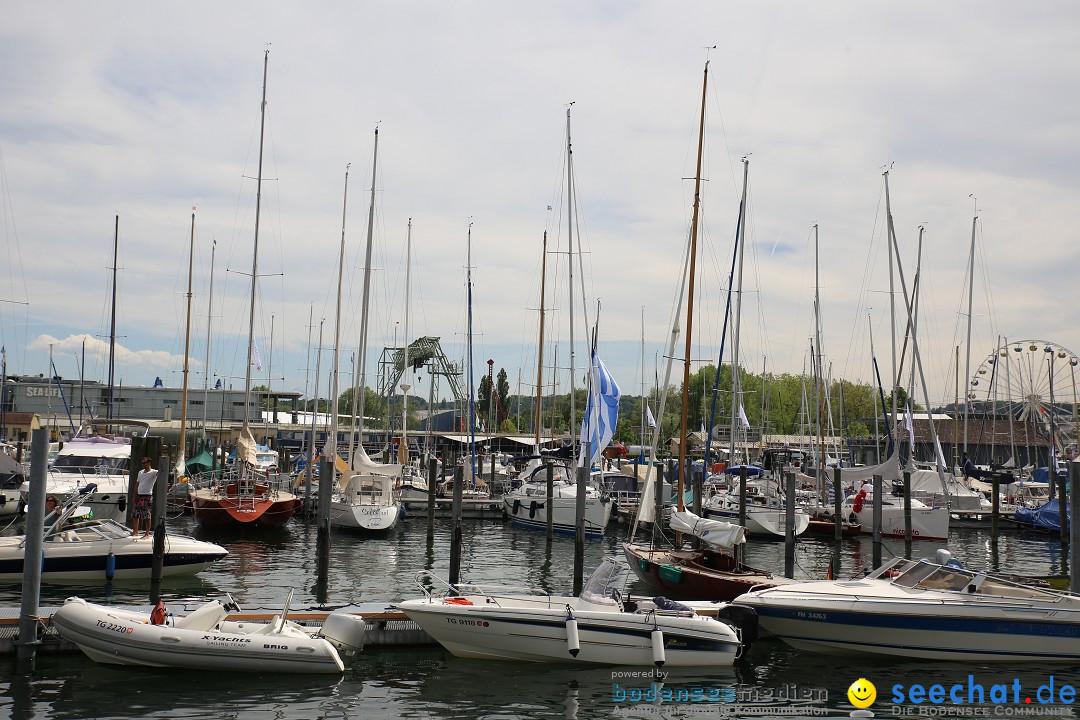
xmin=496 ymin=368 xmax=510 ymax=426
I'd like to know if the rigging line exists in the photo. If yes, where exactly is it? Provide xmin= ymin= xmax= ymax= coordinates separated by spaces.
xmin=842 ymin=179 xmax=886 ymax=385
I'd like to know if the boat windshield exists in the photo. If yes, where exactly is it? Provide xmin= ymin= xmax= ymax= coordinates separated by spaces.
xmin=579 ymin=559 xmax=628 ymax=608
xmin=53 ymin=455 xmax=128 ymax=474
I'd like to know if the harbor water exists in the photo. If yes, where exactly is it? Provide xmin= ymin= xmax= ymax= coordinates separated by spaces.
xmin=2 ymin=512 xmax=1079 ymax=719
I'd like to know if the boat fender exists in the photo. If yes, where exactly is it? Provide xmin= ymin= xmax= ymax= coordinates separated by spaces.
xmin=848 ymin=512 xmax=858 ymax=524
xmin=512 ymin=499 xmax=521 ymax=515
xmin=117 ymin=495 xmax=126 ymax=513
xmin=150 ymin=600 xmax=167 ymax=625
xmin=398 ymin=505 xmax=407 ymax=520
xmin=852 ymin=489 xmax=866 ymax=514
xmin=565 ymin=609 xmax=580 ymax=657
xmin=529 ymin=500 xmax=539 ymax=519
xmin=445 ymin=597 xmax=473 ymax=605
xmin=105 ymin=552 xmax=116 ymax=581
xmin=651 ymin=626 xmax=666 ymax=667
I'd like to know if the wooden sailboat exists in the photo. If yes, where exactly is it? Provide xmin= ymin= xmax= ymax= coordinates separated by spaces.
xmin=622 ymin=62 xmax=791 ymax=599
xmin=190 ymin=51 xmax=301 ymax=529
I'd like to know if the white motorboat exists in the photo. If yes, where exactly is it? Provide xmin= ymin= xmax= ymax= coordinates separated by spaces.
xmin=732 ymin=551 xmax=1080 ymax=662
xmin=702 ymin=486 xmax=810 ymax=539
xmin=0 ymin=487 xmax=228 ymax=582
xmin=53 ymin=592 xmax=367 ymax=674
xmin=839 ymin=489 xmax=949 ymax=540
xmin=502 ymin=459 xmax=611 ymax=536
xmin=18 ymin=422 xmax=149 ymax=522
xmin=396 ymin=559 xmax=742 ymax=667
xmin=330 ymin=449 xmax=402 ymax=532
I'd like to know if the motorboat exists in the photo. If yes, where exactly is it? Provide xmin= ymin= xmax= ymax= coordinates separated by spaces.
xmin=623 ymin=510 xmax=795 ymax=601
xmin=839 ymin=489 xmax=949 ymax=540
xmin=190 ymin=429 xmax=301 ymax=529
xmin=330 ymin=447 xmax=403 ymax=532
xmin=53 ymin=591 xmax=367 ymax=674
xmin=395 ymin=558 xmax=743 ymax=667
xmin=0 ymin=442 xmax=26 ymax=517
xmin=731 ymin=550 xmax=1080 ymax=662
xmin=0 ymin=486 xmax=228 ymax=582
xmin=502 ymin=459 xmax=611 ymax=536
xmin=18 ymin=421 xmax=150 ymax=522
xmin=702 ymin=487 xmax=810 ymax=539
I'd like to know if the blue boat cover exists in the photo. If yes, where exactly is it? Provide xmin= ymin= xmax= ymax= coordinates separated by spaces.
xmin=1014 ymin=499 xmax=1070 ymax=532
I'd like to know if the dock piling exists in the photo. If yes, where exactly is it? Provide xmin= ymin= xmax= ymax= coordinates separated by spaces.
xmin=784 ymin=470 xmax=795 ymax=578
xmin=872 ymin=473 xmax=883 ymax=569
xmin=17 ymin=427 xmax=48 ymax=672
xmin=1071 ymin=462 xmax=1080 ymax=592
xmin=449 ymin=465 xmax=463 ymax=586
xmin=426 ymin=456 xmax=437 ymax=542
xmin=832 ymin=467 xmax=842 ymax=541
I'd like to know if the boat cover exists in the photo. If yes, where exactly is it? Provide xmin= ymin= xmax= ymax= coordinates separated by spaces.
xmin=669 ymin=510 xmax=745 ymax=548
xmin=1015 ymin=499 xmax=1069 ymax=532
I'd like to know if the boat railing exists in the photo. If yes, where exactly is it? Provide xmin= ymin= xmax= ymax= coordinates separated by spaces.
xmin=411 ymin=570 xmax=552 ymax=606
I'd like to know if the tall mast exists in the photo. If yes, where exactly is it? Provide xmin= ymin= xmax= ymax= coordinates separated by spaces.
xmin=963 ymin=200 xmax=978 ymax=460
xmin=202 ymin=239 xmax=217 ymax=427
xmin=640 ymin=306 xmax=646 ymax=452
xmin=566 ymin=106 xmax=577 ymax=459
xmin=728 ymin=159 xmax=750 ymax=461
xmin=678 ymin=60 xmax=708 ymax=506
xmin=466 ymin=222 xmax=477 ymax=479
xmin=107 ymin=214 xmax=118 ymax=423
xmin=329 ymin=164 xmax=350 ymax=467
xmin=814 ymin=224 xmax=826 ymax=489
xmin=884 ymin=169 xmax=899 ymax=440
xmin=243 ymin=49 xmax=269 ymax=435
xmin=349 ymin=126 xmax=379 ymax=468
xmin=176 ymin=210 xmax=195 ymax=476
xmin=533 ymin=231 xmax=548 ymax=448
xmin=399 ymin=218 xmax=412 ymax=464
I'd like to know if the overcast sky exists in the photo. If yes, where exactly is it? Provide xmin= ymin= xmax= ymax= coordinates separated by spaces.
xmin=1 ymin=2 xmax=1077 ymax=419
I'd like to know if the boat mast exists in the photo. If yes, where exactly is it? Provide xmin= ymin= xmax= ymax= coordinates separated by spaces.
xmin=176 ymin=210 xmax=195 ymax=476
xmin=348 ymin=126 xmax=379 ymax=469
xmin=814 ymin=224 xmax=826 ymax=493
xmin=243 ymin=49 xmax=269 ymax=438
xmin=107 ymin=214 xmax=118 ymax=423
xmin=566 ymin=106 xmax=577 ymax=460
xmin=728 ymin=164 xmax=749 ymax=464
xmin=329 ymin=164 xmax=350 ymax=471
xmin=399 ymin=218 xmax=412 ymax=464
xmin=678 ymin=60 xmax=708 ymax=511
xmin=533 ymin=231 xmax=548 ymax=449
xmin=466 ymin=222 xmax=477 ymax=480
xmin=202 ymin=239 xmax=216 ymax=428
xmin=963 ymin=199 xmax=978 ymax=462
xmin=884 ymin=169 xmax=899 ymax=445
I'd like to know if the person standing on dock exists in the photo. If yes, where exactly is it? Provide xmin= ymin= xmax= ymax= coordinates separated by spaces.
xmin=133 ymin=457 xmax=157 ymax=538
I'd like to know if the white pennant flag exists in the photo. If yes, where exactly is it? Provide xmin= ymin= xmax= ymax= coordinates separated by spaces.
xmin=251 ymin=337 xmax=263 ymax=371
xmin=646 ymin=403 xmax=657 ymax=429
xmin=738 ymin=404 xmax=750 ymax=429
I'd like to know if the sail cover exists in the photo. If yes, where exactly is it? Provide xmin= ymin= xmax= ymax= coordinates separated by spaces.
xmin=236 ymin=427 xmax=259 ymax=466
xmin=670 ymin=510 xmax=745 ymax=548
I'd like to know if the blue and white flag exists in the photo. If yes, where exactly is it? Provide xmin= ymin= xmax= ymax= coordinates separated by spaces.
xmin=578 ymin=351 xmax=621 ymax=467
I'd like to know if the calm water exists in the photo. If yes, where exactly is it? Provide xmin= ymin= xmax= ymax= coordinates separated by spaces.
xmin=2 ymin=512 xmax=1079 ymax=719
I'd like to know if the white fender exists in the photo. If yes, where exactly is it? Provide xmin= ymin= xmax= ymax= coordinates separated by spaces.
xmin=651 ymin=626 xmax=666 ymax=667
xmin=565 ymin=612 xmax=580 ymax=657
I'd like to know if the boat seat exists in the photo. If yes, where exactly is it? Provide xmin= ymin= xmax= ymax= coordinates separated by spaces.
xmin=175 ymin=601 xmax=231 ymax=631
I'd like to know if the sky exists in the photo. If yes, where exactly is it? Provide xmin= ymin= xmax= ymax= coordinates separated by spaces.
xmin=1 ymin=2 xmax=1078 ymax=419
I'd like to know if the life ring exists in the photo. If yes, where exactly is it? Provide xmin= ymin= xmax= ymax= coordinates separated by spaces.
xmin=150 ymin=600 xmax=167 ymax=625
xmin=445 ymin=597 xmax=473 ymax=605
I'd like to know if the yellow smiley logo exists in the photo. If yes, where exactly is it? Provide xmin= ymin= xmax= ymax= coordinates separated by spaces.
xmin=847 ymin=678 xmax=876 ymax=709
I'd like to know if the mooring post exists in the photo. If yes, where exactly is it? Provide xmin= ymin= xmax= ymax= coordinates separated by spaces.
xmin=449 ymin=464 xmax=463 ymax=586
xmin=16 ymin=427 xmax=49 ymax=672
xmin=546 ymin=461 xmax=554 ymax=540
xmin=872 ymin=473 xmax=883 ymax=569
xmin=833 ymin=466 xmax=842 ymax=541
xmin=426 ymin=456 xmax=437 ymax=542
xmin=784 ymin=470 xmax=796 ymax=579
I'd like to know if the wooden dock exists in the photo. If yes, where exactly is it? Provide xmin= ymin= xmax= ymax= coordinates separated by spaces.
xmin=400 ymin=497 xmax=504 ymax=519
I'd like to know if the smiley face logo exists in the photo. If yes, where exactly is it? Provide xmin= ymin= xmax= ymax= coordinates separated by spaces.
xmin=847 ymin=678 xmax=876 ymax=709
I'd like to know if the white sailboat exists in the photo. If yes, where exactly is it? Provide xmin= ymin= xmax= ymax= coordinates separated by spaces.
xmin=331 ymin=129 xmax=402 ymax=532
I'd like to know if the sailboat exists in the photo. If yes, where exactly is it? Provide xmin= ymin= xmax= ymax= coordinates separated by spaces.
xmin=330 ymin=128 xmax=403 ymax=532
xmin=190 ymin=51 xmax=301 ymax=529
xmin=501 ymin=107 xmax=612 ymax=536
xmin=622 ymin=62 xmax=791 ymax=600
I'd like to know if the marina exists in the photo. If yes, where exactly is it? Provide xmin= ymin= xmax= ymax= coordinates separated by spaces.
xmin=3 ymin=511 xmax=1080 ymax=718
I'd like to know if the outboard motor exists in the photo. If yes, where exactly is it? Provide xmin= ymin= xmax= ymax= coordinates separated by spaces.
xmin=715 ymin=604 xmax=759 ymax=653
xmin=320 ymin=613 xmax=367 ymax=660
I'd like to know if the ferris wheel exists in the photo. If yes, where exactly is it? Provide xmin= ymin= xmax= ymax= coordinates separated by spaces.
xmin=969 ymin=339 xmax=1080 ymax=451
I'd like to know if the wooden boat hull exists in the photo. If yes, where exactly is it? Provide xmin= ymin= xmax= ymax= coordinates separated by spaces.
xmin=622 ymin=543 xmax=788 ymax=601
xmin=191 ymin=485 xmax=300 ymax=529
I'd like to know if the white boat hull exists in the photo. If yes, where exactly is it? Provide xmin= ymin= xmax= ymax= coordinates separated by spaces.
xmin=53 ymin=597 xmax=346 ymax=673
xmin=397 ymin=596 xmax=739 ymax=666
xmin=330 ymin=500 xmax=400 ymax=531
xmin=847 ymin=504 xmax=949 ymax=540
xmin=502 ymin=495 xmax=611 ymax=536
